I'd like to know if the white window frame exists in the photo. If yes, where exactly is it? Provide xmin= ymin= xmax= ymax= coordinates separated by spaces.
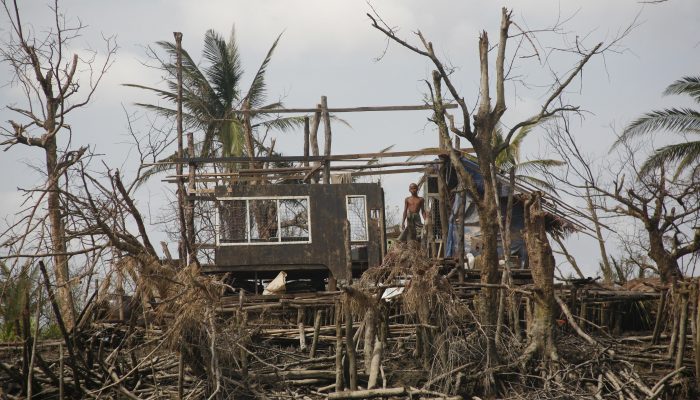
xmin=216 ymin=196 xmax=312 ymax=246
xmin=345 ymin=195 xmax=369 ymax=243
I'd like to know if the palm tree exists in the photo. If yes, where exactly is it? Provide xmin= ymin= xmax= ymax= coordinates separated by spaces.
xmin=492 ymin=124 xmax=564 ymax=192
xmin=615 ymin=76 xmax=700 ymax=176
xmin=126 ymin=27 xmax=300 ymax=177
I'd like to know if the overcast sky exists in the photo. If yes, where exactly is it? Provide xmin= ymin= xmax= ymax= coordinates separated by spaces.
xmin=1 ymin=0 xmax=699 ymax=277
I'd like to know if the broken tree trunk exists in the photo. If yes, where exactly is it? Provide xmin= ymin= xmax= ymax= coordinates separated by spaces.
xmin=522 ymin=192 xmax=558 ymax=363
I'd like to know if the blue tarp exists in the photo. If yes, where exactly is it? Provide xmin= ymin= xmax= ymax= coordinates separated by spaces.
xmin=445 ymin=158 xmax=528 ymax=267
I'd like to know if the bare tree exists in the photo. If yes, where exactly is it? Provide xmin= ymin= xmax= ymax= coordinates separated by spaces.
xmin=597 ymin=164 xmax=699 ymax=284
xmin=547 ymin=121 xmax=700 ymax=284
xmin=0 ymin=0 xmax=116 ymax=328
xmin=368 ymin=7 xmax=618 ymax=372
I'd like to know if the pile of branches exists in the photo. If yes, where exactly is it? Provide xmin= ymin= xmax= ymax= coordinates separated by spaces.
xmin=1 ymin=243 xmax=694 ymax=399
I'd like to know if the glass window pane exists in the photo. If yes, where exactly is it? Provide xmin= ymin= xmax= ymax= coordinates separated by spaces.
xmin=279 ymin=198 xmax=310 ymax=242
xmin=347 ymin=196 xmax=368 ymax=241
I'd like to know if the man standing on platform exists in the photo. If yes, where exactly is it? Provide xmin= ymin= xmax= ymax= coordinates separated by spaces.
xmin=398 ymin=183 xmax=427 ymax=242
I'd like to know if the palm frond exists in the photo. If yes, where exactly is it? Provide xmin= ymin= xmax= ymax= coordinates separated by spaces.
xmin=203 ymin=29 xmax=242 ymax=106
xmin=510 ymin=116 xmax=551 ymax=154
xmin=663 ymin=76 xmax=700 ymax=103
xmin=366 ymin=145 xmax=396 ymax=165
xmin=516 ymin=175 xmax=559 ymax=195
xmin=329 ymin=114 xmax=351 ymax=128
xmin=406 ymin=147 xmax=442 ymax=162
xmin=134 ymin=154 xmax=177 ymax=189
xmin=245 ymin=32 xmax=282 ymax=109
xmin=614 ymin=108 xmax=700 ymax=148
xmin=514 ymin=159 xmax=565 ymax=176
xmin=639 ymin=140 xmax=700 ymax=177
xmin=253 ymin=116 xmax=305 ymax=132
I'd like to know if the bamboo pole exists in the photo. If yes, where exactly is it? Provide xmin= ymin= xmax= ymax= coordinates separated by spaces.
xmin=161 ymin=148 xmax=473 ymax=165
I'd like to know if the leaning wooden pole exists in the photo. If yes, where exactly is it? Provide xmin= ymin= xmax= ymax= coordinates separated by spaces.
xmin=174 ymin=32 xmax=189 ymax=265
xmin=310 ymin=309 xmax=322 ymax=358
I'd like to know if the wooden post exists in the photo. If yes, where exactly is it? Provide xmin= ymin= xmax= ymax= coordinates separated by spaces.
xmin=310 ymin=106 xmax=322 ymax=183
xmin=437 ymin=160 xmax=449 ymax=256
xmin=321 ymin=96 xmax=332 ymax=184
xmin=675 ymin=291 xmax=689 ymax=369
xmin=579 ymin=293 xmax=588 ymax=331
xmin=303 ymin=116 xmax=310 ymax=167
xmin=363 ymin=309 xmax=375 ymax=374
xmin=298 ymin=307 xmax=307 ymax=352
xmin=186 ymin=131 xmax=196 ymax=264
xmin=174 ymin=31 xmax=188 ymax=264
xmin=343 ymin=220 xmax=358 ymax=390
xmin=238 ymin=289 xmax=248 ymax=378
xmin=456 ymin=190 xmax=467 ymax=283
xmin=379 ymin=193 xmax=387 ymax=259
xmin=335 ymin=300 xmax=344 ymax=391
xmin=652 ymin=289 xmax=667 ymax=345
xmin=668 ymin=292 xmax=680 ymax=361
xmin=310 ymin=309 xmax=323 ymax=358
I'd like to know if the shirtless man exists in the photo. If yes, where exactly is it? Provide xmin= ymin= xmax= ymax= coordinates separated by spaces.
xmin=398 ymin=183 xmax=427 ymax=242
